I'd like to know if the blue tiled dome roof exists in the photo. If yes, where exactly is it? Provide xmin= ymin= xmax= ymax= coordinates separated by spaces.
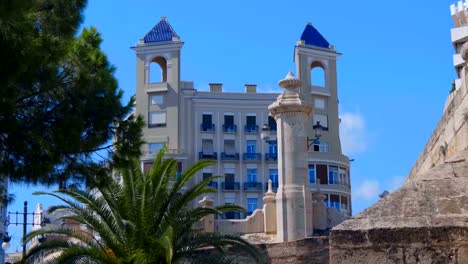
xmin=300 ymin=23 xmax=330 ymax=49
xmin=143 ymin=17 xmax=178 ymax=43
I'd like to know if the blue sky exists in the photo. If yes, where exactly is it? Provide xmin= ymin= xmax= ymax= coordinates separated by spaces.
xmin=6 ymin=0 xmax=459 ymax=253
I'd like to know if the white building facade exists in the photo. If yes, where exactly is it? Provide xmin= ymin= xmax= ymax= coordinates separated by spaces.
xmin=132 ymin=17 xmax=352 ymax=219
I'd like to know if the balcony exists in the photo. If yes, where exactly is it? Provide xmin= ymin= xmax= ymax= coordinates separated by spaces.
xmin=223 ymin=212 xmax=241 ymax=219
xmin=243 ymin=153 xmax=261 ymax=161
xmin=265 ymin=153 xmax=278 ymax=161
xmin=243 ymin=182 xmax=262 ymax=191
xmin=221 ymin=182 xmax=240 ymax=190
xmin=223 ymin=124 xmax=237 ymax=133
xmin=207 ymin=181 xmax=218 ymax=189
xmin=200 ymin=123 xmax=215 ymax=132
xmin=198 ymin=152 xmax=217 ymax=160
xmin=244 ymin=124 xmax=258 ymax=133
xmin=221 ymin=152 xmax=240 ymax=160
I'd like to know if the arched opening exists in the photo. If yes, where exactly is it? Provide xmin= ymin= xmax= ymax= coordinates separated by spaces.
xmin=149 ymin=56 xmax=167 ymax=83
xmin=310 ymin=61 xmax=326 ymax=88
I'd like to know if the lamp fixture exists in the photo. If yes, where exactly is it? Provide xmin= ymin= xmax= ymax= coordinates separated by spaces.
xmin=307 ymin=121 xmax=324 ymax=150
xmin=260 ymin=124 xmax=271 ymax=142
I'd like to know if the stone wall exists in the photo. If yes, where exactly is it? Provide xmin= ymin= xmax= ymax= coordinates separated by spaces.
xmin=262 ymin=237 xmax=329 ymax=264
xmin=330 ymin=227 xmax=468 ymax=264
xmin=407 ymin=73 xmax=468 ymax=180
xmin=181 ymin=236 xmax=330 ymax=264
xmin=215 ymin=209 xmax=264 ymax=235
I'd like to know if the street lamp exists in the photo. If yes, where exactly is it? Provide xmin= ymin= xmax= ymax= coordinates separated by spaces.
xmin=307 ymin=121 xmax=324 ymax=150
xmin=4 ymin=201 xmax=44 ymax=260
xmin=1 ymin=233 xmax=11 ymax=250
xmin=260 ymin=124 xmax=270 ymax=142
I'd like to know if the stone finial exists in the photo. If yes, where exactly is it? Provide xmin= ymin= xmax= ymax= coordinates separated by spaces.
xmin=263 ymin=179 xmax=276 ymax=203
xmin=278 ymin=71 xmax=302 ymax=90
xmin=198 ymin=196 xmax=214 ymax=207
xmin=266 ymin=179 xmax=273 ymax=193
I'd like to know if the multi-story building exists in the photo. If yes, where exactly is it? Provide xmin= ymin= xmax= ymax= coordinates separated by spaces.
xmin=132 ymin=17 xmax=352 ymax=219
xmin=451 ymin=0 xmax=468 ymax=90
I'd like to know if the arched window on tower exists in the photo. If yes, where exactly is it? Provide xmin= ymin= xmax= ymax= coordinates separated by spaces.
xmin=310 ymin=61 xmax=326 ymax=88
xmin=149 ymin=56 xmax=167 ymax=83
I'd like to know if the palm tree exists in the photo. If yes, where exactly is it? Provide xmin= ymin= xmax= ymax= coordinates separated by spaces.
xmin=23 ymin=148 xmax=265 ymax=263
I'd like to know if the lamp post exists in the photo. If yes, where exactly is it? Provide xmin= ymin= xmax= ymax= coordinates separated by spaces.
xmin=306 ymin=121 xmax=324 ymax=150
xmin=3 ymin=201 xmax=44 ymax=260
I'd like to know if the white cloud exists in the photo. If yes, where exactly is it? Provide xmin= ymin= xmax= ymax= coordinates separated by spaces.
xmin=339 ymin=111 xmax=368 ymax=155
xmin=355 ymin=180 xmax=380 ymax=200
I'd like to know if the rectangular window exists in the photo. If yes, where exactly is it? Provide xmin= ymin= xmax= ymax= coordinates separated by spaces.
xmin=268 ymin=141 xmax=277 ymax=155
xmin=246 ymin=140 xmax=256 ymax=153
xmin=323 ymin=193 xmax=329 ymax=206
xmin=313 ymin=142 xmax=329 ymax=153
xmin=176 ymin=162 xmax=183 ymax=178
xmin=224 ymin=140 xmax=236 ymax=155
xmin=151 ymin=94 xmax=163 ymax=105
xmin=149 ymin=111 xmax=166 ymax=127
xmin=308 ymin=164 xmax=316 ymax=184
xmin=314 ymin=98 xmax=325 ymax=109
xmin=203 ymin=173 xmax=212 ymax=180
xmin=316 ymin=164 xmax=328 ymax=184
xmin=201 ymin=139 xmax=214 ymax=156
xmin=329 ymin=166 xmax=339 ymax=184
xmin=313 ymin=114 xmax=328 ymax=130
xmin=341 ymin=196 xmax=349 ymax=211
xmin=224 ymin=115 xmax=234 ymax=125
xmin=247 ymin=198 xmax=258 ymax=215
xmin=246 ymin=169 xmax=257 ymax=182
xmin=246 ymin=115 xmax=256 ymax=125
xmin=330 ymin=194 xmax=340 ymax=211
xmin=339 ymin=167 xmax=347 ymax=186
xmin=225 ymin=173 xmax=235 ymax=183
xmin=269 ymin=169 xmax=279 ymax=189
xmin=149 ymin=143 xmax=164 ymax=155
xmin=201 ymin=114 xmax=213 ymax=131
xmin=268 ymin=116 xmax=277 ymax=131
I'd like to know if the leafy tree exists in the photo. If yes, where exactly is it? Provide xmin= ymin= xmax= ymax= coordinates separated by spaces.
xmin=0 ymin=0 xmax=144 ymax=186
xmin=24 ymin=148 xmax=266 ymax=263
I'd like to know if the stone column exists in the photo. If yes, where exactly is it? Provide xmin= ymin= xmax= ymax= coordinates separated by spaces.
xmin=269 ymin=72 xmax=313 ymax=242
xmin=198 ymin=196 xmax=215 ymax=232
xmin=263 ymin=179 xmax=277 ymax=234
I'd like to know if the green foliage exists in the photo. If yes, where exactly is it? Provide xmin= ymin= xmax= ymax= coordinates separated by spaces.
xmin=24 ymin=148 xmax=266 ymax=264
xmin=450 ymin=81 xmax=456 ymax=94
xmin=0 ymin=0 xmax=144 ymax=186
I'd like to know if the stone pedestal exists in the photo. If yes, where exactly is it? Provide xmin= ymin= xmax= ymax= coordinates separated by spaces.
xmin=312 ymin=192 xmax=328 ymax=231
xmin=269 ymin=72 xmax=313 ymax=242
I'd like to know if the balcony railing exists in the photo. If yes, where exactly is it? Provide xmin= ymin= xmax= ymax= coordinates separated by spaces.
xmin=200 ymin=123 xmax=215 ymax=132
xmin=265 ymin=153 xmax=278 ymax=161
xmin=223 ymin=212 xmax=241 ymax=219
xmin=198 ymin=152 xmax=218 ymax=160
xmin=207 ymin=181 xmax=218 ymax=189
xmin=221 ymin=152 xmax=240 ymax=160
xmin=244 ymin=124 xmax=258 ymax=133
xmin=243 ymin=153 xmax=261 ymax=161
xmin=243 ymin=182 xmax=262 ymax=191
xmin=221 ymin=182 xmax=240 ymax=190
xmin=223 ymin=124 xmax=237 ymax=133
